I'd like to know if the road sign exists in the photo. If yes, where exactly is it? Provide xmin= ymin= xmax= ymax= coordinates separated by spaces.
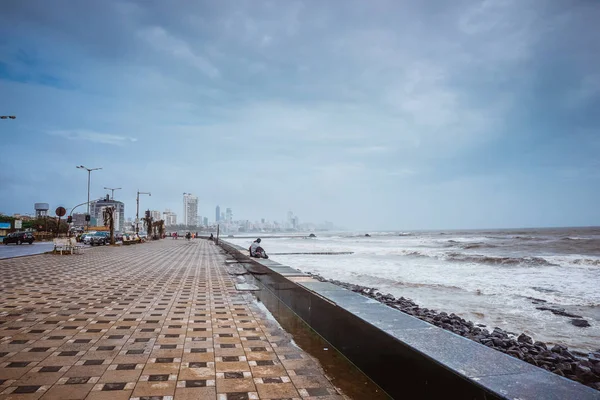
xmin=15 ymin=220 xmax=22 ymax=229
xmin=56 ymin=207 xmax=66 ymax=217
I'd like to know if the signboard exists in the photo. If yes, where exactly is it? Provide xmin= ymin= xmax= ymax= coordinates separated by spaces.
xmin=0 ymin=222 xmax=10 ymax=229
xmin=55 ymin=207 xmax=66 ymax=217
xmin=14 ymin=220 xmax=22 ymax=229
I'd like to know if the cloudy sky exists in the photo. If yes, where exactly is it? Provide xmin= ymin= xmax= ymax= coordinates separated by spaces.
xmin=1 ymin=0 xmax=599 ymax=230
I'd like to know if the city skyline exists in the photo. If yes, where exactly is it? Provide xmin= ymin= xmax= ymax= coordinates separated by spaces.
xmin=1 ymin=1 xmax=599 ymax=230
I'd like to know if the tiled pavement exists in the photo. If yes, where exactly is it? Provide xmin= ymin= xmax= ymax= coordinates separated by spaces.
xmin=0 ymin=240 xmax=346 ymax=400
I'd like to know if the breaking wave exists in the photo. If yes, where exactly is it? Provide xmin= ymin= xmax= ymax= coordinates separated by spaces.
xmin=400 ymin=249 xmax=557 ymax=267
xmin=444 ymin=252 xmax=557 ymax=266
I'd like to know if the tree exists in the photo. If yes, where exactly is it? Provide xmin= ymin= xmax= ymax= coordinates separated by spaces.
xmin=142 ymin=211 xmax=153 ymax=237
xmin=102 ymin=207 xmax=116 ymax=245
xmin=157 ymin=220 xmax=165 ymax=238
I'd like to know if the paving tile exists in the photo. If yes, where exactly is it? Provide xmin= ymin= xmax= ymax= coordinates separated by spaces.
xmin=0 ymin=241 xmax=341 ymax=400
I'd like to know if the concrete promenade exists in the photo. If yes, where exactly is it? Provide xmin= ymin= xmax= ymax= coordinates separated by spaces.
xmin=0 ymin=240 xmax=344 ymax=400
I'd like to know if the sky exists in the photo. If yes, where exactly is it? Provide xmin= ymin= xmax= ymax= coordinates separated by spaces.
xmin=1 ymin=0 xmax=599 ymax=230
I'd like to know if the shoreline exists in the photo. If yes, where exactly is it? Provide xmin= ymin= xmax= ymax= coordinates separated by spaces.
xmin=306 ymin=272 xmax=600 ymax=391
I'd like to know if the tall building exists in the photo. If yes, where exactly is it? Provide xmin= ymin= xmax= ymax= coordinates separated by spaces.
xmin=183 ymin=193 xmax=198 ymax=227
xmin=163 ymin=209 xmax=177 ymax=226
xmin=89 ymin=195 xmax=125 ymax=231
xmin=203 ymin=217 xmax=208 ymax=226
xmin=215 ymin=205 xmax=220 ymax=222
xmin=150 ymin=210 xmax=161 ymax=221
xmin=225 ymin=208 xmax=232 ymax=222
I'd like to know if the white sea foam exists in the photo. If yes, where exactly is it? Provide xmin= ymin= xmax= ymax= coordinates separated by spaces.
xmin=229 ymin=230 xmax=600 ymax=350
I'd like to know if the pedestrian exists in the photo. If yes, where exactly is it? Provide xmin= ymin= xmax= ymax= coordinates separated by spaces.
xmin=249 ymin=238 xmax=268 ymax=259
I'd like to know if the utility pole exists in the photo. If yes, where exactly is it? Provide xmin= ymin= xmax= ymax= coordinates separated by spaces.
xmin=77 ymin=165 xmax=102 ymax=231
xmin=136 ymin=190 xmax=151 ymax=233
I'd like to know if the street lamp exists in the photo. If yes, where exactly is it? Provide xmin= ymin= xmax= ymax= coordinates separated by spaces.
xmin=77 ymin=165 xmax=102 ymax=231
xmin=104 ymin=187 xmax=122 ymax=200
xmin=136 ymin=190 xmax=151 ymax=233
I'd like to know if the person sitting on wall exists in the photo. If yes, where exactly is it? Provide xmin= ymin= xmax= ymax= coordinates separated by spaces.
xmin=249 ymin=238 xmax=268 ymax=259
xmin=209 ymin=233 xmax=214 ymax=241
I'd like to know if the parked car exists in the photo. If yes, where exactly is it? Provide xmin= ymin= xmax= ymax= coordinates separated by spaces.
xmin=81 ymin=232 xmax=97 ymax=244
xmin=89 ymin=232 xmax=110 ymax=246
xmin=3 ymin=232 xmax=35 ymax=245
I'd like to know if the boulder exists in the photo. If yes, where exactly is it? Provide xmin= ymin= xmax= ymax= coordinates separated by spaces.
xmin=570 ymin=319 xmax=591 ymax=328
xmin=534 ymin=341 xmax=547 ymax=350
xmin=517 ymin=333 xmax=533 ymax=345
xmin=552 ymin=344 xmax=567 ymax=354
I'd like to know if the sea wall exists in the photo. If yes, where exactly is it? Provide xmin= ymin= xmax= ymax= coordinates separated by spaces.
xmin=218 ymin=240 xmax=600 ymax=399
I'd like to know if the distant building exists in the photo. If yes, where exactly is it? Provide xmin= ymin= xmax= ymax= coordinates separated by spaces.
xmin=72 ymin=213 xmax=87 ymax=228
xmin=150 ymin=210 xmax=161 ymax=221
xmin=203 ymin=217 xmax=208 ymax=226
xmin=89 ymin=195 xmax=125 ymax=231
xmin=226 ymin=208 xmax=232 ymax=222
xmin=215 ymin=205 xmax=221 ymax=222
xmin=163 ymin=209 xmax=177 ymax=227
xmin=183 ymin=193 xmax=198 ymax=227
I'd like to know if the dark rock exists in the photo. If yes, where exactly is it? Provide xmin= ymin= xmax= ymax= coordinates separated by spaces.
xmin=534 ymin=341 xmax=548 ymax=350
xmin=517 ymin=333 xmax=533 ymax=345
xmin=552 ymin=344 xmax=568 ymax=354
xmin=570 ymin=319 xmax=591 ymax=328
xmin=536 ymin=306 xmax=583 ymax=318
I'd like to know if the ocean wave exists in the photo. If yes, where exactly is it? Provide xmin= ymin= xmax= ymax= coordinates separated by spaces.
xmin=444 ymin=252 xmax=557 ymax=267
xmin=353 ymin=274 xmax=463 ymax=291
xmin=512 ymin=236 xmax=546 ymax=241
xmin=571 ymin=258 xmax=600 ymax=266
xmin=400 ymin=250 xmax=556 ymax=267
xmin=446 ymin=240 xmax=497 ymax=249
xmin=401 ymin=250 xmax=432 ymax=258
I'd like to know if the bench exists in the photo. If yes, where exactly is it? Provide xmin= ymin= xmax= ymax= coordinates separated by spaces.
xmin=53 ymin=238 xmax=84 ymax=255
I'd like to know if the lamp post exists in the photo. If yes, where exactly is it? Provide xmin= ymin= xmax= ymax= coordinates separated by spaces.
xmin=77 ymin=165 xmax=102 ymax=231
xmin=104 ymin=187 xmax=122 ymax=200
xmin=136 ymin=190 xmax=151 ymax=233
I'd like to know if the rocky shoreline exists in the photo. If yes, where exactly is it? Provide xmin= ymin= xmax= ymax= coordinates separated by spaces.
xmin=307 ymin=273 xmax=600 ymax=391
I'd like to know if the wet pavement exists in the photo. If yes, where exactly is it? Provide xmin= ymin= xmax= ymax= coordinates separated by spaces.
xmin=0 ymin=239 xmax=348 ymax=399
xmin=0 ymin=243 xmax=54 ymax=260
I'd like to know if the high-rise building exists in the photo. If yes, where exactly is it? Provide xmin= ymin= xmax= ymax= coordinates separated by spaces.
xmin=163 ymin=209 xmax=177 ymax=226
xmin=203 ymin=217 xmax=208 ymax=226
xmin=215 ymin=205 xmax=220 ymax=222
xmin=150 ymin=210 xmax=161 ymax=221
xmin=183 ymin=193 xmax=198 ymax=227
xmin=225 ymin=208 xmax=232 ymax=222
xmin=89 ymin=195 xmax=125 ymax=232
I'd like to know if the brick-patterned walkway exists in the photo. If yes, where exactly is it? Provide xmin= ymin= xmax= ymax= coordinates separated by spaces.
xmin=0 ymin=240 xmax=345 ymax=400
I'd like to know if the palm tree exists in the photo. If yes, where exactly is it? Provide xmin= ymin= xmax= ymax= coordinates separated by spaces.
xmin=142 ymin=211 xmax=153 ymax=237
xmin=157 ymin=219 xmax=165 ymax=238
xmin=102 ymin=206 xmax=116 ymax=245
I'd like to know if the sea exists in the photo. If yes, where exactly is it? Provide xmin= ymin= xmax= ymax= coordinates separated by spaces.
xmin=229 ymin=227 xmax=600 ymax=351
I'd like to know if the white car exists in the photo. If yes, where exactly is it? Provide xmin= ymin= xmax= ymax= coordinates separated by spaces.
xmin=81 ymin=232 xmax=97 ymax=244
